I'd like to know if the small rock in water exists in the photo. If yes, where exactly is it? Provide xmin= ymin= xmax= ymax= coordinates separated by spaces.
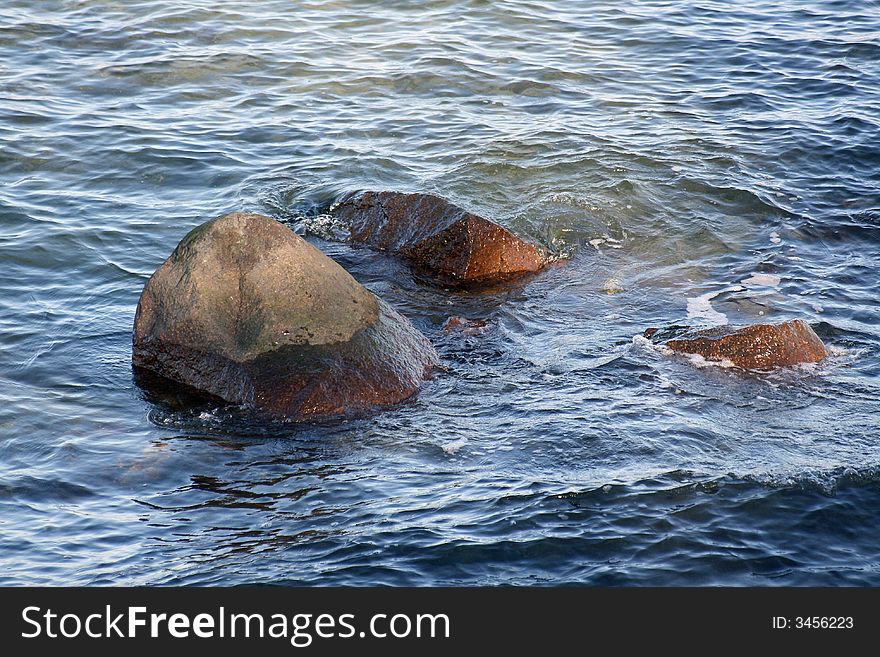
xmin=331 ymin=190 xmax=548 ymax=287
xmin=603 ymin=276 xmax=624 ymax=294
xmin=644 ymin=320 xmax=828 ymax=370
xmin=442 ymin=315 xmax=490 ymax=336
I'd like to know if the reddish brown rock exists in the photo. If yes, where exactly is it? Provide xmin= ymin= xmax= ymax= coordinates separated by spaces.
xmin=331 ymin=191 xmax=546 ymax=287
xmin=442 ymin=315 xmax=490 ymax=336
xmin=653 ymin=320 xmax=827 ymax=370
xmin=133 ymin=212 xmax=439 ymax=421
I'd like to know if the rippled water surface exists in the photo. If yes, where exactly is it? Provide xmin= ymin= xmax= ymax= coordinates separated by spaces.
xmin=2 ymin=0 xmax=879 ymax=585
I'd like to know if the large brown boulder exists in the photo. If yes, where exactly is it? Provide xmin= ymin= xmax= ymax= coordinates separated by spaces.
xmin=331 ymin=191 xmax=547 ymax=287
xmin=132 ymin=212 xmax=439 ymax=420
xmin=647 ymin=320 xmax=828 ymax=370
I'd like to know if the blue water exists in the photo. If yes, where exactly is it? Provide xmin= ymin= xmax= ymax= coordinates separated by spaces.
xmin=1 ymin=0 xmax=879 ymax=585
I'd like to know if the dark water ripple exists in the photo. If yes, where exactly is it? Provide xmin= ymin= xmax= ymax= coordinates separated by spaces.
xmin=1 ymin=0 xmax=879 ymax=585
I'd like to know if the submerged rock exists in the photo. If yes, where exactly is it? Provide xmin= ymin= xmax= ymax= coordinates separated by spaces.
xmin=442 ymin=315 xmax=490 ymax=336
xmin=331 ymin=191 xmax=547 ymax=287
xmin=646 ymin=320 xmax=828 ymax=370
xmin=132 ymin=212 xmax=439 ymax=420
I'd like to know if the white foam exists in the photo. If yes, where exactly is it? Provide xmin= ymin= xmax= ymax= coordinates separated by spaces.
xmin=589 ymin=235 xmax=623 ymax=251
xmin=632 ymin=334 xmax=674 ymax=357
xmin=770 ymin=231 xmax=782 ymax=245
xmin=442 ymin=438 xmax=467 ymax=455
xmin=685 ymin=286 xmax=743 ymax=326
xmin=299 ymin=213 xmax=350 ymax=241
xmin=682 ymin=352 xmax=738 ymax=369
xmin=742 ymin=272 xmax=781 ymax=287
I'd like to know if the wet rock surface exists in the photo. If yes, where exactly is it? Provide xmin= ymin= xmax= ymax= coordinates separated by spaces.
xmin=647 ymin=320 xmax=828 ymax=370
xmin=331 ymin=190 xmax=547 ymax=287
xmin=442 ymin=315 xmax=490 ymax=336
xmin=133 ymin=212 xmax=439 ymax=420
